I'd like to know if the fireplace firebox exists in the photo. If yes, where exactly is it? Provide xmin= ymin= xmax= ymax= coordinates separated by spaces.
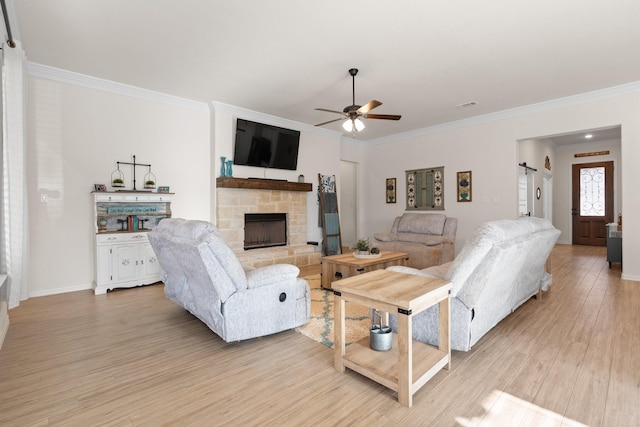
xmin=244 ymin=213 xmax=287 ymax=250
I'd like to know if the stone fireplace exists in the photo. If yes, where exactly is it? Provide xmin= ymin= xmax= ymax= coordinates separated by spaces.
xmin=216 ymin=177 xmax=320 ymax=268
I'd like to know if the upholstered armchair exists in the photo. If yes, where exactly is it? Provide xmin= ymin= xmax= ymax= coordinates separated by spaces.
xmin=148 ymin=218 xmax=310 ymax=342
xmin=374 ymin=213 xmax=458 ymax=269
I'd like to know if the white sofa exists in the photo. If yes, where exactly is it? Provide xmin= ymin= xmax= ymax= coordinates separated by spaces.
xmin=148 ymin=218 xmax=310 ymax=342
xmin=373 ymin=213 xmax=458 ymax=269
xmin=387 ymin=217 xmax=560 ymax=351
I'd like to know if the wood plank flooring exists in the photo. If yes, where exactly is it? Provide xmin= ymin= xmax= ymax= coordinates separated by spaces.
xmin=0 ymin=245 xmax=637 ymax=426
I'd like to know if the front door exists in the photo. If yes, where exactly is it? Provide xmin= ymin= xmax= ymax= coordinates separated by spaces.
xmin=571 ymin=161 xmax=613 ymax=246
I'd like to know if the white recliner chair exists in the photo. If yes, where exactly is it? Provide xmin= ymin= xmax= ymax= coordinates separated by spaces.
xmin=148 ymin=218 xmax=310 ymax=342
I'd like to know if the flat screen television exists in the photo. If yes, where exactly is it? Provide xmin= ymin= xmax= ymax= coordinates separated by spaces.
xmin=233 ymin=118 xmax=300 ymax=171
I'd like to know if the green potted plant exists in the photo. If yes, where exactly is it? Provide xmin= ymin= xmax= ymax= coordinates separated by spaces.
xmin=144 ymin=180 xmax=156 ymax=189
xmin=351 ymin=238 xmax=371 ymax=255
xmin=351 ymin=237 xmax=380 ymax=257
xmin=111 ymin=178 xmax=124 ymax=187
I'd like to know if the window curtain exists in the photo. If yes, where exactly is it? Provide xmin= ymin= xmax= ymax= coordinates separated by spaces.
xmin=1 ymin=41 xmax=28 ymax=309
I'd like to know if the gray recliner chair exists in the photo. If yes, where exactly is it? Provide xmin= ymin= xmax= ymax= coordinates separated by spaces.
xmin=387 ymin=217 xmax=560 ymax=351
xmin=148 ymin=218 xmax=310 ymax=342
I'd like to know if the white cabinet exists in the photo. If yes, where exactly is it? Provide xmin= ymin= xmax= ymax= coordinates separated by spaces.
xmin=93 ymin=192 xmax=171 ymax=295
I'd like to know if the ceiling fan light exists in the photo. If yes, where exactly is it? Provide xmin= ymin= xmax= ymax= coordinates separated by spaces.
xmin=342 ymin=118 xmax=365 ymax=132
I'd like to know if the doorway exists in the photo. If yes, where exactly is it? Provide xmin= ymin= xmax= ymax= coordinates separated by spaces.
xmin=571 ymin=161 xmax=614 ymax=246
xmin=339 ymin=160 xmax=358 ymax=249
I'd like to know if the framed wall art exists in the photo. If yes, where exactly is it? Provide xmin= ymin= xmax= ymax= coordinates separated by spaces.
xmin=386 ymin=178 xmax=396 ymax=203
xmin=457 ymin=171 xmax=472 ymax=202
xmin=405 ymin=166 xmax=444 ymax=210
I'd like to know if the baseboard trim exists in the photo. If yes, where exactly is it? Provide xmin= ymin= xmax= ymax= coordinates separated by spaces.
xmin=621 ymin=273 xmax=640 ymax=282
xmin=29 ymin=283 xmax=93 ymax=298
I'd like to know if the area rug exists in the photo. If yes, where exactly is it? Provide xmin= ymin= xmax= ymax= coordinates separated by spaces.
xmin=295 ymin=274 xmax=370 ymax=348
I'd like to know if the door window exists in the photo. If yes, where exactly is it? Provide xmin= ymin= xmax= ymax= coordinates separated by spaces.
xmin=580 ymin=166 xmax=605 ymax=216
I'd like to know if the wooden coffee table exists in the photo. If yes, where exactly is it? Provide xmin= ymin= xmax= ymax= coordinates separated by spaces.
xmin=332 ymin=269 xmax=452 ymax=407
xmin=320 ymin=251 xmax=409 ymax=290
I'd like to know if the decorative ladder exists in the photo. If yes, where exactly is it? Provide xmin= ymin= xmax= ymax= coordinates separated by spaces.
xmin=318 ymin=173 xmax=342 ymax=256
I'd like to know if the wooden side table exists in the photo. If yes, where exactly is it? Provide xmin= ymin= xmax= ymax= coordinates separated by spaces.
xmin=320 ymin=251 xmax=409 ymax=290
xmin=333 ymin=269 xmax=452 ymax=407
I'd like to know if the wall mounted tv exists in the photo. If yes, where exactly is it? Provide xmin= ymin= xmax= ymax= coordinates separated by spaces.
xmin=233 ymin=118 xmax=301 ymax=171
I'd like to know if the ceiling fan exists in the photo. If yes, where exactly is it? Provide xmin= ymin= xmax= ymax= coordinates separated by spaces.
xmin=314 ymin=68 xmax=401 ymax=133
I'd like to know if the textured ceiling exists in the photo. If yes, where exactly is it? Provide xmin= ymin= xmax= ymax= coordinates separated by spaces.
xmin=12 ymin=0 xmax=640 ymax=140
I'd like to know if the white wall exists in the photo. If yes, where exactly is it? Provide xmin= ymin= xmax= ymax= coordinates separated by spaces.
xmin=27 ymin=75 xmax=210 ymax=296
xmin=363 ymin=120 xmax=518 ymax=253
xmin=361 ymin=90 xmax=640 ymax=281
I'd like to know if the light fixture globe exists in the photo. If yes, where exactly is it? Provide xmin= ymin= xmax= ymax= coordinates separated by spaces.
xmin=342 ymin=117 xmax=365 ymax=132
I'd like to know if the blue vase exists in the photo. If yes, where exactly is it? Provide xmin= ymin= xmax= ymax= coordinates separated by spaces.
xmin=220 ymin=157 xmax=227 ymax=177
xmin=225 ymin=160 xmax=233 ymax=177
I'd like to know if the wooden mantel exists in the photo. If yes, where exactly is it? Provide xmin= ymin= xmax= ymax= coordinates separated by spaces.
xmin=216 ymin=177 xmax=312 ymax=192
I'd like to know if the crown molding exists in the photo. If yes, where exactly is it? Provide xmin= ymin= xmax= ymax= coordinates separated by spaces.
xmin=368 ymin=80 xmax=640 ymax=146
xmin=26 ymin=63 xmax=342 ymax=141
xmin=27 ymin=62 xmax=209 ymax=113
xmin=27 ymin=61 xmax=640 ymax=146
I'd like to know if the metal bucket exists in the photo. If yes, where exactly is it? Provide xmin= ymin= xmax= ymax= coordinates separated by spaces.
xmin=370 ymin=325 xmax=392 ymax=351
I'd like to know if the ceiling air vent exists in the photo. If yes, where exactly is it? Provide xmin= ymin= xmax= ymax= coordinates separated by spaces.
xmin=455 ymin=101 xmax=478 ymax=109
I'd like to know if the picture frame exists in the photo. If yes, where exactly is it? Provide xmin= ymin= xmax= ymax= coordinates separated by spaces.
xmin=94 ymin=183 xmax=107 ymax=192
xmin=457 ymin=171 xmax=472 ymax=202
xmin=406 ymin=167 xmax=444 ymax=210
xmin=157 ymin=186 xmax=170 ymax=193
xmin=386 ymin=178 xmax=396 ymax=203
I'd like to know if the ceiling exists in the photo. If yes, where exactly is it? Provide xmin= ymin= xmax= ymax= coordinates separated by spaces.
xmin=11 ymin=0 xmax=640 ymax=140
xmin=544 ymin=126 xmax=621 ymax=147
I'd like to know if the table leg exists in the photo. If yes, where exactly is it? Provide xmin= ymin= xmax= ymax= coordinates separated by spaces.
xmin=438 ymin=296 xmax=451 ymax=370
xmin=334 ymin=293 xmax=346 ymax=372
xmin=397 ymin=310 xmax=412 ymax=407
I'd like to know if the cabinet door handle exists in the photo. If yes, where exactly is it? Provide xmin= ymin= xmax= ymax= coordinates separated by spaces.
xmin=149 ymin=257 xmax=157 ymax=263
xmin=122 ymin=259 xmax=130 ymax=266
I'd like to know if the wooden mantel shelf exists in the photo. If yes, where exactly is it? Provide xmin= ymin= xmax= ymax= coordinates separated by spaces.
xmin=216 ymin=177 xmax=312 ymax=192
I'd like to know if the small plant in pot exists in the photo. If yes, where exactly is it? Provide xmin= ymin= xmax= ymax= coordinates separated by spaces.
xmin=111 ymin=178 xmax=124 ymax=187
xmin=351 ymin=238 xmax=371 ymax=255
xmin=144 ymin=180 xmax=156 ymax=189
xmin=351 ymin=238 xmax=381 ymax=257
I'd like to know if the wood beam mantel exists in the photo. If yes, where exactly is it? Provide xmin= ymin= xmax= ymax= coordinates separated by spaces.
xmin=216 ymin=177 xmax=312 ymax=192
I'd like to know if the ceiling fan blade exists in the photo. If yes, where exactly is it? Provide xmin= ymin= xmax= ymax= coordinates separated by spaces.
xmin=357 ymin=100 xmax=382 ymax=114
xmin=364 ymin=113 xmax=402 ymax=120
xmin=315 ymin=108 xmax=345 ymax=115
xmin=315 ymin=117 xmax=344 ymax=127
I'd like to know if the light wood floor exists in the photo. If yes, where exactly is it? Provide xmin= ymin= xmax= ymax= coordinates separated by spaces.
xmin=0 ymin=245 xmax=637 ymax=426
